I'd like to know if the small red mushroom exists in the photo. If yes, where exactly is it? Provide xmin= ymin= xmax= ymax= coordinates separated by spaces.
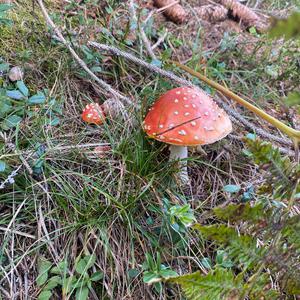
xmin=82 ymin=103 xmax=105 ymax=125
xmin=143 ymin=86 xmax=232 ymax=183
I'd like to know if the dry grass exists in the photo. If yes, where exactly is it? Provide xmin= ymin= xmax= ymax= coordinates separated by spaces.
xmin=0 ymin=0 xmax=299 ymax=299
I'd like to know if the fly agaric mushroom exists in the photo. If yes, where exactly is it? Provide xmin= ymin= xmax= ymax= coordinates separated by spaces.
xmin=82 ymin=103 xmax=105 ymax=125
xmin=82 ymin=99 xmax=127 ymax=125
xmin=143 ymin=86 xmax=232 ymax=183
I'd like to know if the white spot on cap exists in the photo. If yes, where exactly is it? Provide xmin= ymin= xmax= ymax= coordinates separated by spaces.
xmin=159 ymin=124 xmax=164 ymax=128
xmin=174 ymin=99 xmax=179 ymax=103
xmin=192 ymin=95 xmax=196 ymax=98
xmin=159 ymin=135 xmax=165 ymax=140
xmin=192 ymin=104 xmax=196 ymax=108
xmin=218 ymin=113 xmax=222 ymax=118
xmin=184 ymin=112 xmax=190 ymax=116
xmin=191 ymin=121 xmax=196 ymax=126
xmin=170 ymin=138 xmax=183 ymax=143
xmin=178 ymin=130 xmax=187 ymax=136
xmin=87 ymin=114 xmax=92 ymax=118
xmin=174 ymin=111 xmax=179 ymax=115
xmin=183 ymin=97 xmax=187 ymax=100
xmin=169 ymin=123 xmax=175 ymax=128
xmin=204 ymin=112 xmax=209 ymax=116
xmin=194 ymin=135 xmax=199 ymax=140
xmin=176 ymin=91 xmax=181 ymax=94
xmin=184 ymin=104 xmax=189 ymax=108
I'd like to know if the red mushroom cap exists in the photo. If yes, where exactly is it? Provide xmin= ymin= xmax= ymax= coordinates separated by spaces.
xmin=143 ymin=86 xmax=232 ymax=146
xmin=82 ymin=103 xmax=105 ymax=125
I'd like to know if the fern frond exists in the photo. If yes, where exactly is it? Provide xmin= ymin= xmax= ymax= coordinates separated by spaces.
xmin=167 ymin=269 xmax=243 ymax=300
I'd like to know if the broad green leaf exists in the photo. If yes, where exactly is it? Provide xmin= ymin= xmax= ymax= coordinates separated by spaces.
xmin=84 ymin=255 xmax=96 ymax=270
xmin=0 ymin=4 xmax=13 ymax=12
xmin=0 ymin=101 xmax=12 ymax=116
xmin=75 ymin=286 xmax=89 ymax=300
xmin=75 ymin=258 xmax=88 ymax=275
xmin=4 ymin=115 xmax=22 ymax=128
xmin=43 ymin=275 xmax=61 ymax=290
xmin=36 ymin=259 xmax=52 ymax=286
xmin=36 ymin=272 xmax=49 ymax=287
xmin=159 ymin=268 xmax=178 ymax=278
xmin=37 ymin=290 xmax=52 ymax=300
xmin=128 ymin=269 xmax=139 ymax=278
xmin=269 ymin=12 xmax=300 ymax=40
xmin=0 ymin=161 xmax=6 ymax=172
xmin=90 ymin=271 xmax=103 ymax=282
xmin=50 ymin=261 xmax=67 ymax=275
xmin=143 ymin=271 xmax=161 ymax=284
xmin=201 ymin=257 xmax=212 ymax=269
xmin=28 ymin=92 xmax=46 ymax=104
xmin=285 ymin=92 xmax=300 ymax=107
xmin=6 ymin=90 xmax=24 ymax=100
xmin=16 ymin=81 xmax=29 ymax=97
xmin=223 ymin=185 xmax=241 ymax=193
xmin=0 ymin=63 xmax=9 ymax=72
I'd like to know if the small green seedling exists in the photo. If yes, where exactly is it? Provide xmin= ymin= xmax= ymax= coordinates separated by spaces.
xmin=36 ymin=255 xmax=103 ymax=300
xmin=143 ymin=252 xmax=177 ymax=293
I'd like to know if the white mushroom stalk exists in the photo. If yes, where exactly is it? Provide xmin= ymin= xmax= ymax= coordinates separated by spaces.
xmin=169 ymin=145 xmax=189 ymax=184
xmin=143 ymin=86 xmax=232 ymax=185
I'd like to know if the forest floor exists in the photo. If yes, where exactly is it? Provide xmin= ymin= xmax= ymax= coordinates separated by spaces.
xmin=0 ymin=0 xmax=299 ymax=299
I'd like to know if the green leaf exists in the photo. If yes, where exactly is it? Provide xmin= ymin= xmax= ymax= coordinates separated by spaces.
xmin=143 ymin=271 xmax=161 ymax=284
xmin=90 ymin=271 xmax=103 ymax=282
xmin=0 ymin=161 xmax=6 ymax=172
xmin=223 ymin=185 xmax=241 ymax=193
xmin=128 ymin=268 xmax=139 ymax=278
xmin=0 ymin=4 xmax=13 ymax=12
xmin=159 ymin=268 xmax=178 ymax=279
xmin=50 ymin=261 xmax=67 ymax=275
xmin=75 ymin=286 xmax=89 ymax=300
xmin=201 ymin=257 xmax=212 ymax=269
xmin=285 ymin=91 xmax=300 ymax=107
xmin=37 ymin=290 xmax=52 ymax=300
xmin=36 ymin=259 xmax=52 ymax=287
xmin=75 ymin=258 xmax=88 ymax=275
xmin=4 ymin=115 xmax=22 ymax=128
xmin=6 ymin=90 xmax=24 ymax=100
xmin=269 ymin=12 xmax=300 ymax=40
xmin=43 ymin=275 xmax=61 ymax=290
xmin=16 ymin=81 xmax=29 ymax=97
xmin=28 ymin=92 xmax=46 ymax=105
xmin=0 ymin=63 xmax=9 ymax=72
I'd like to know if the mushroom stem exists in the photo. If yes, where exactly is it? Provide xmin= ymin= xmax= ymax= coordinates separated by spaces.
xmin=169 ymin=145 xmax=189 ymax=184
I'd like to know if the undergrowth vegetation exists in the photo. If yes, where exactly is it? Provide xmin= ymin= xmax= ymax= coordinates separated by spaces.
xmin=0 ymin=0 xmax=299 ymax=299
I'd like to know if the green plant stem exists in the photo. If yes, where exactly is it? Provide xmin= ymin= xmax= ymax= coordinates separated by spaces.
xmin=172 ymin=61 xmax=300 ymax=150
